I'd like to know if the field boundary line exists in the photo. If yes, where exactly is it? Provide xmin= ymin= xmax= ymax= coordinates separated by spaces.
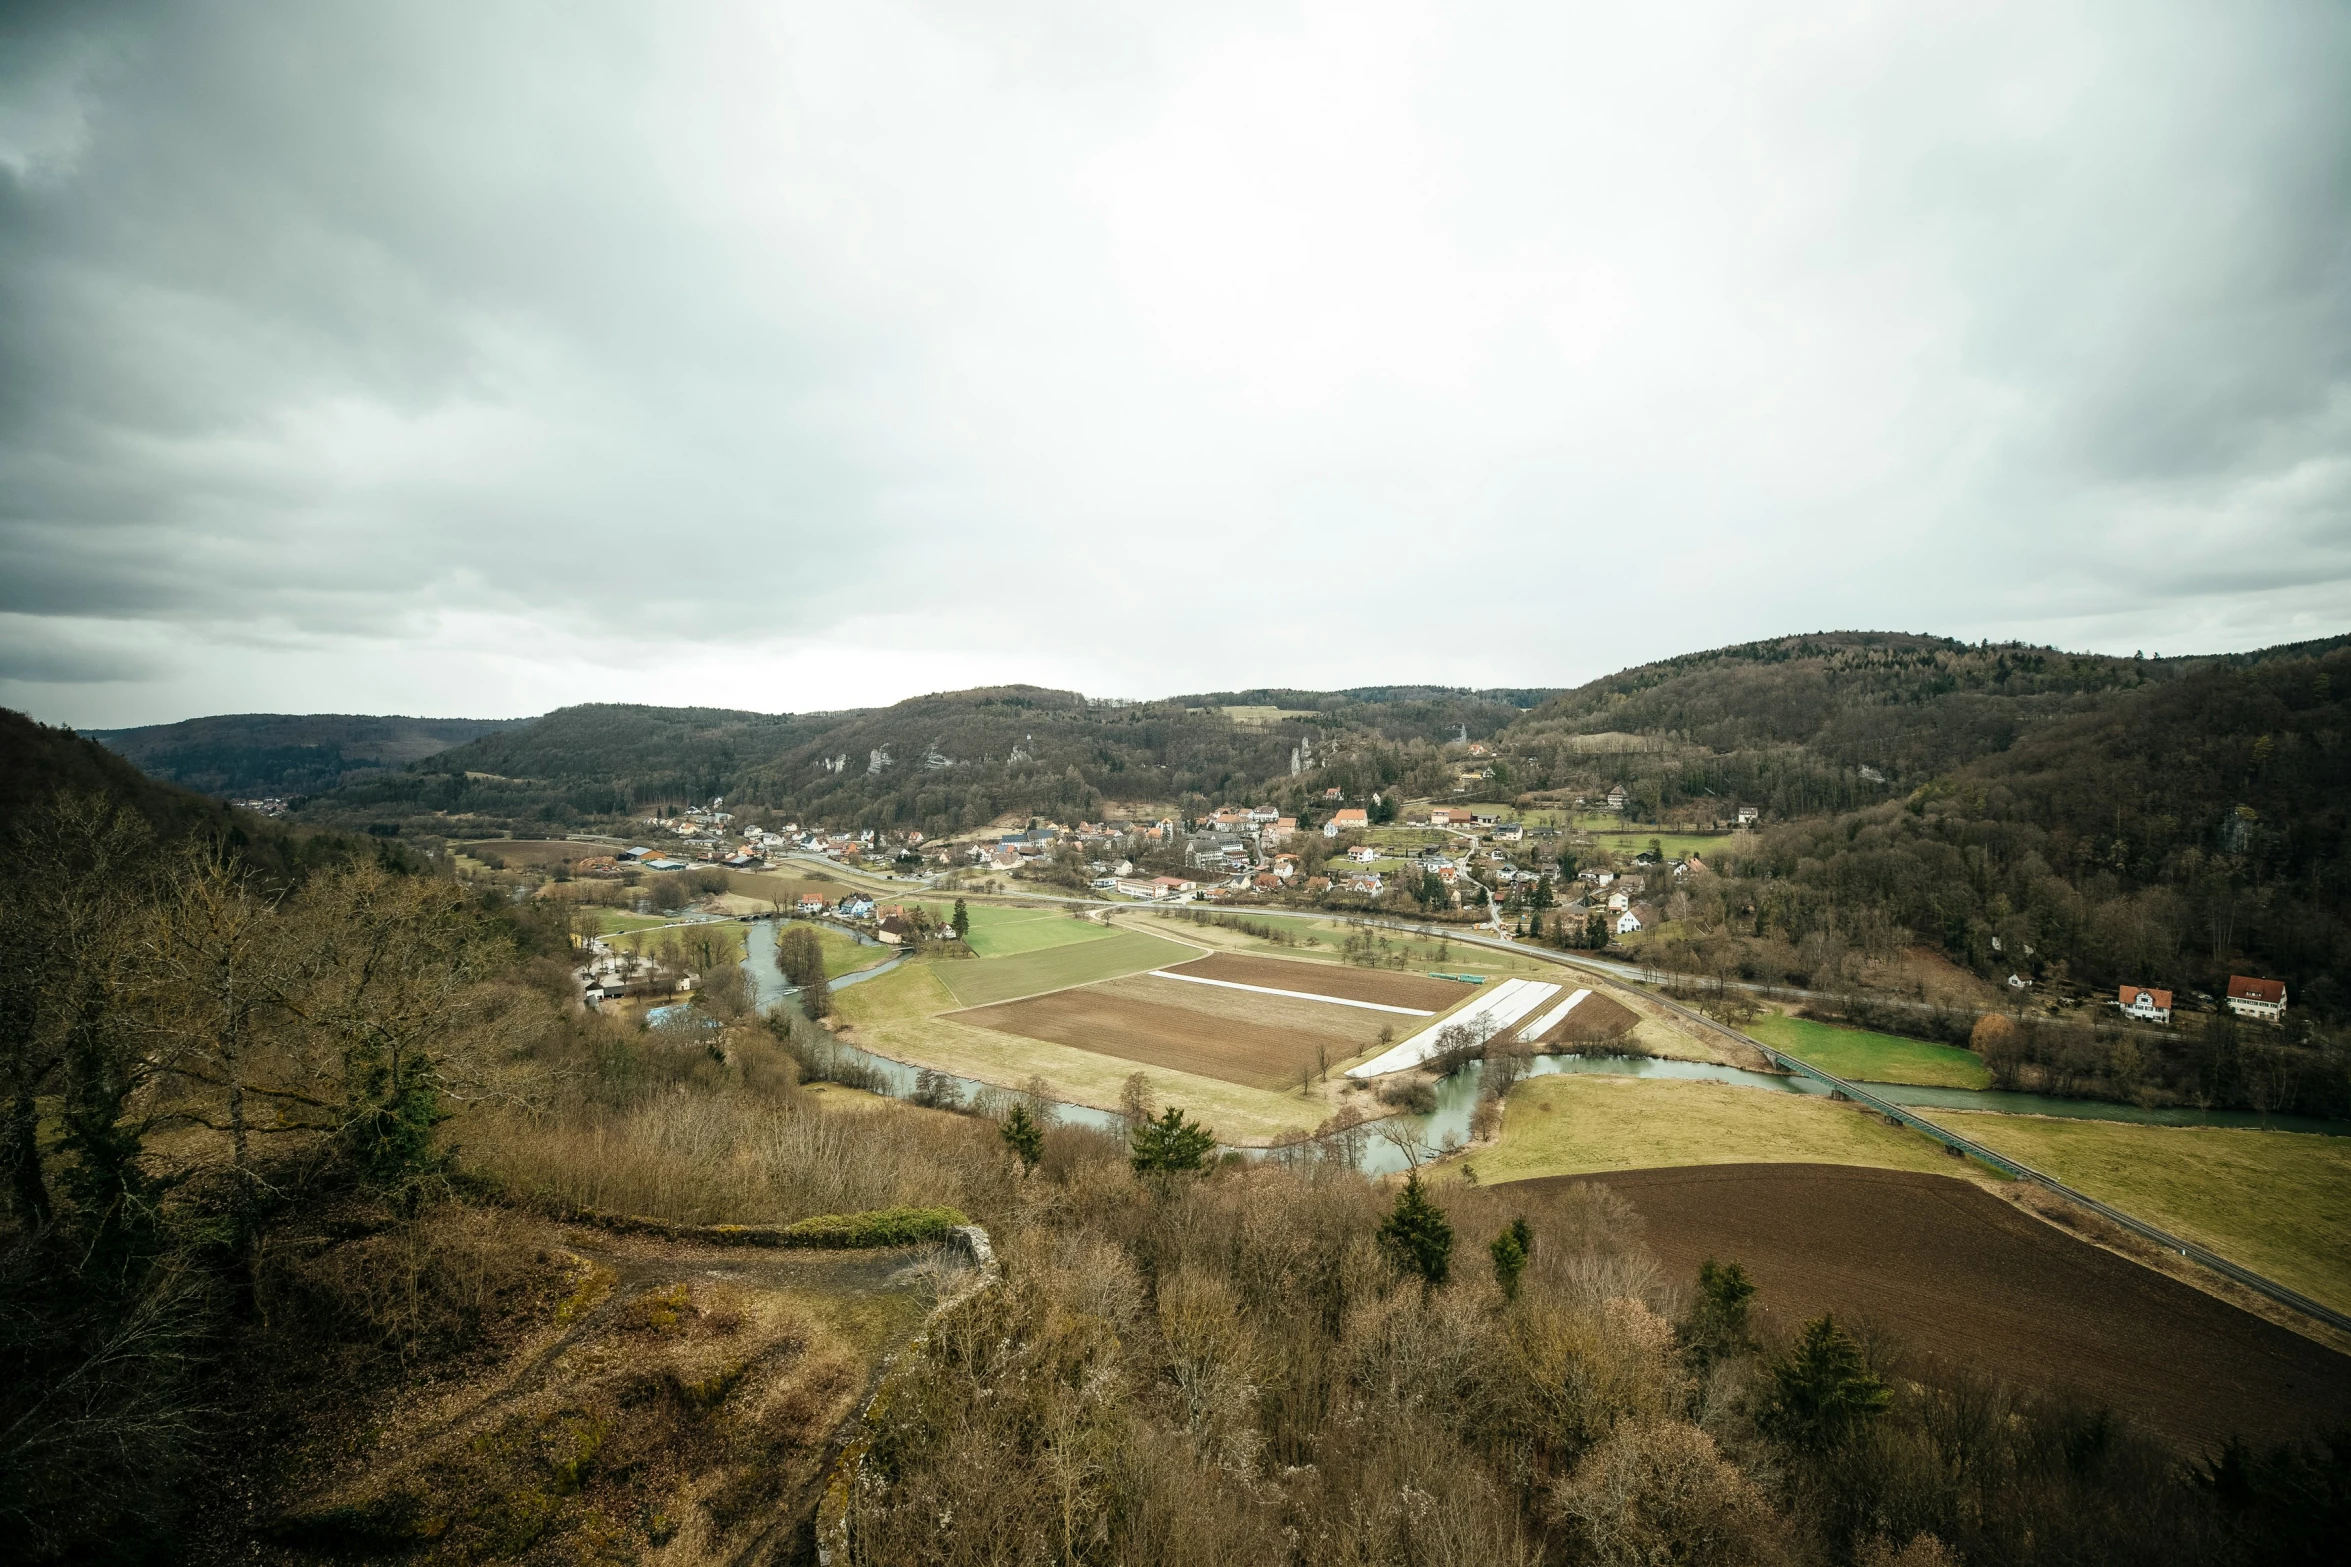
xmin=1146 ymin=969 xmax=1434 ymax=1016
xmin=1448 ymin=930 xmax=2351 ymax=1337
xmin=1027 ymin=893 xmax=2351 ymax=1337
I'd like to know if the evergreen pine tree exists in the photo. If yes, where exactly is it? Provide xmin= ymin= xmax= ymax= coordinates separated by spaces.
xmin=1760 ymin=1313 xmax=1889 ymax=1448
xmin=1488 ymin=1226 xmax=1526 ymax=1299
xmin=999 ymin=1104 xmax=1043 ymax=1171
xmin=1379 ymin=1173 xmax=1453 ymax=1290
xmin=1129 ymin=1106 xmax=1214 ymax=1176
xmin=951 ymin=898 xmax=970 ymax=939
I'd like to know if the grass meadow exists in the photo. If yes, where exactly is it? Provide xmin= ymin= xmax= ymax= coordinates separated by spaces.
xmin=1942 ymin=1113 xmax=2351 ymax=1315
xmin=930 ymin=929 xmax=1198 ymax=1008
xmin=1452 ymin=1073 xmax=1984 ymax=1187
xmin=1582 ymin=829 xmax=1735 ymax=862
xmin=1745 ymin=1012 xmax=1993 ymax=1089
xmin=913 ymin=900 xmax=1115 ymax=957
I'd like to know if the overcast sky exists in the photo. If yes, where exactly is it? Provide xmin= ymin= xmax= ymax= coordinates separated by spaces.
xmin=3 ymin=1 xmax=2347 ymax=728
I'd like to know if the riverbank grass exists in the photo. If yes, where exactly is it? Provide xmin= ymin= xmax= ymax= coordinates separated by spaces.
xmin=1452 ymin=1074 xmax=1982 ymax=1187
xmin=1945 ymin=1113 xmax=2351 ymax=1316
xmin=1746 ymin=1013 xmax=1991 ymax=1089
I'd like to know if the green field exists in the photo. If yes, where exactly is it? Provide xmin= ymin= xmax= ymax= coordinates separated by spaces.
xmin=1947 ymin=1114 xmax=2351 ymax=1315
xmin=1449 ymin=1074 xmax=1983 ymax=1187
xmin=913 ymin=901 xmax=1114 ymax=958
xmin=1131 ymin=910 xmax=1561 ymax=978
xmin=587 ymin=908 xmax=675 ymax=936
xmin=832 ymin=960 xmax=962 ymax=1024
xmin=932 ymin=929 xmax=1198 ymax=1008
xmin=806 ymin=924 xmax=893 ymax=979
xmin=1584 ymin=831 xmax=1734 ymax=863
xmin=1745 ymin=1013 xmax=1991 ymax=1089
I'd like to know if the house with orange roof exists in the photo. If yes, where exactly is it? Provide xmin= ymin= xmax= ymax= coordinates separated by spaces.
xmin=2226 ymin=976 xmax=2287 ymax=1023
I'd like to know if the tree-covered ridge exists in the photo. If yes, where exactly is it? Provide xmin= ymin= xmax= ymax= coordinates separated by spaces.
xmin=1516 ymin=632 xmax=2218 ymax=785
xmin=86 ymin=712 xmax=528 ymax=798
xmin=1692 ymin=643 xmax=2351 ymax=1020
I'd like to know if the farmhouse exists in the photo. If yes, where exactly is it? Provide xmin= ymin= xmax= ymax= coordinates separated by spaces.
xmin=797 ymin=894 xmax=826 ymax=913
xmin=2117 ymin=985 xmax=2173 ymax=1025
xmin=1493 ymin=823 xmax=1525 ymax=842
xmin=2226 ymin=976 xmax=2288 ymax=1023
xmin=875 ymin=916 xmax=915 ymax=945
xmin=1736 ymin=805 xmax=1760 ymax=826
xmin=1606 ymin=786 xmax=1630 ymax=812
xmin=1615 ymin=908 xmax=1645 ymax=935
xmin=1323 ymin=807 xmax=1370 ymax=837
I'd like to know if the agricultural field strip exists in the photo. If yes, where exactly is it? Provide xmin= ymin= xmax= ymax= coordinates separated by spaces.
xmin=1142 ymin=970 xmax=1434 ymax=1017
xmin=1347 ymin=978 xmax=1561 ymax=1078
xmin=1517 ymin=988 xmax=1591 ymax=1042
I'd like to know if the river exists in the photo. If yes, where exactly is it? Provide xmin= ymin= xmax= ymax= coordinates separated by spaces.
xmin=737 ymin=928 xmax=2346 ymax=1173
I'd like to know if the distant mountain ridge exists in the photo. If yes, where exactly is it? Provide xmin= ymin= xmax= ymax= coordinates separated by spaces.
xmin=88 ymin=711 xmax=533 ymax=799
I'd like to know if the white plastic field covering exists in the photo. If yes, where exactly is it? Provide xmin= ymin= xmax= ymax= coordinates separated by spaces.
xmin=1345 ymin=978 xmax=1561 ymax=1077
xmin=1145 ymin=969 xmax=1435 ymax=1016
xmin=1518 ymin=988 xmax=1592 ymax=1044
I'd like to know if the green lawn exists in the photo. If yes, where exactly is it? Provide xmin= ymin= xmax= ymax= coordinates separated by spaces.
xmin=932 ymin=930 xmax=1198 ymax=1008
xmin=913 ymin=901 xmax=1114 ymax=958
xmin=1745 ymin=1013 xmax=1991 ymax=1089
xmin=1448 ymin=1074 xmax=1981 ymax=1187
xmin=1947 ymin=1114 xmax=2351 ymax=1315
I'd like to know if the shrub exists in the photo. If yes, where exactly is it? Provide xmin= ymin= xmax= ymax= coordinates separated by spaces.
xmin=777 ymin=1205 xmax=968 ymax=1249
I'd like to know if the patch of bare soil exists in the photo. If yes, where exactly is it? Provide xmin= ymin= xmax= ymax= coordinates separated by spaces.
xmin=1524 ymin=991 xmax=1640 ymax=1046
xmin=1503 ymin=1162 xmax=2351 ymax=1451
xmin=258 ymin=1226 xmax=946 ymax=1565
xmin=1168 ymin=952 xmax=1475 ymax=1011
xmin=956 ymin=985 xmax=1363 ymax=1089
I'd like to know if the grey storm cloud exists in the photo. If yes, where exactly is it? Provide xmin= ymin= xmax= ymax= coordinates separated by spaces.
xmin=1 ymin=0 xmax=2347 ymax=726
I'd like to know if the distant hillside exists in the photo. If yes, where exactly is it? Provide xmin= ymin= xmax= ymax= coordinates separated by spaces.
xmin=2 ymin=709 xmax=379 ymax=882
xmin=88 ymin=712 xmax=530 ymax=799
xmin=1492 ymin=632 xmax=2236 ymax=822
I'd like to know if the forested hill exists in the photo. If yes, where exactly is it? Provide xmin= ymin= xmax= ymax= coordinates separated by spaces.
xmin=1 ymin=709 xmax=380 ymax=882
xmin=288 ymin=685 xmax=1555 ymax=834
xmin=87 ymin=711 xmax=529 ymax=798
xmin=1515 ymin=632 xmax=2200 ymax=783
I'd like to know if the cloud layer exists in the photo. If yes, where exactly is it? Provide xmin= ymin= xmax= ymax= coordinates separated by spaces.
xmin=4 ymin=0 xmax=2347 ymax=725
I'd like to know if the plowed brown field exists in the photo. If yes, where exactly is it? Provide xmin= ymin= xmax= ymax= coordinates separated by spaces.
xmin=953 ymin=984 xmax=1375 ymax=1089
xmin=1502 ymin=1163 xmax=2351 ymax=1449
xmin=1524 ymin=991 xmax=1639 ymax=1045
xmin=1166 ymin=953 xmax=1473 ymax=1012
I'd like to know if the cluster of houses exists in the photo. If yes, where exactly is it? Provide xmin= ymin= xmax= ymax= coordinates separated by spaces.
xmin=794 ymin=890 xmax=927 ymax=946
xmin=612 ymin=801 xmax=929 ymax=877
xmin=2114 ymin=976 xmax=2291 ymax=1026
